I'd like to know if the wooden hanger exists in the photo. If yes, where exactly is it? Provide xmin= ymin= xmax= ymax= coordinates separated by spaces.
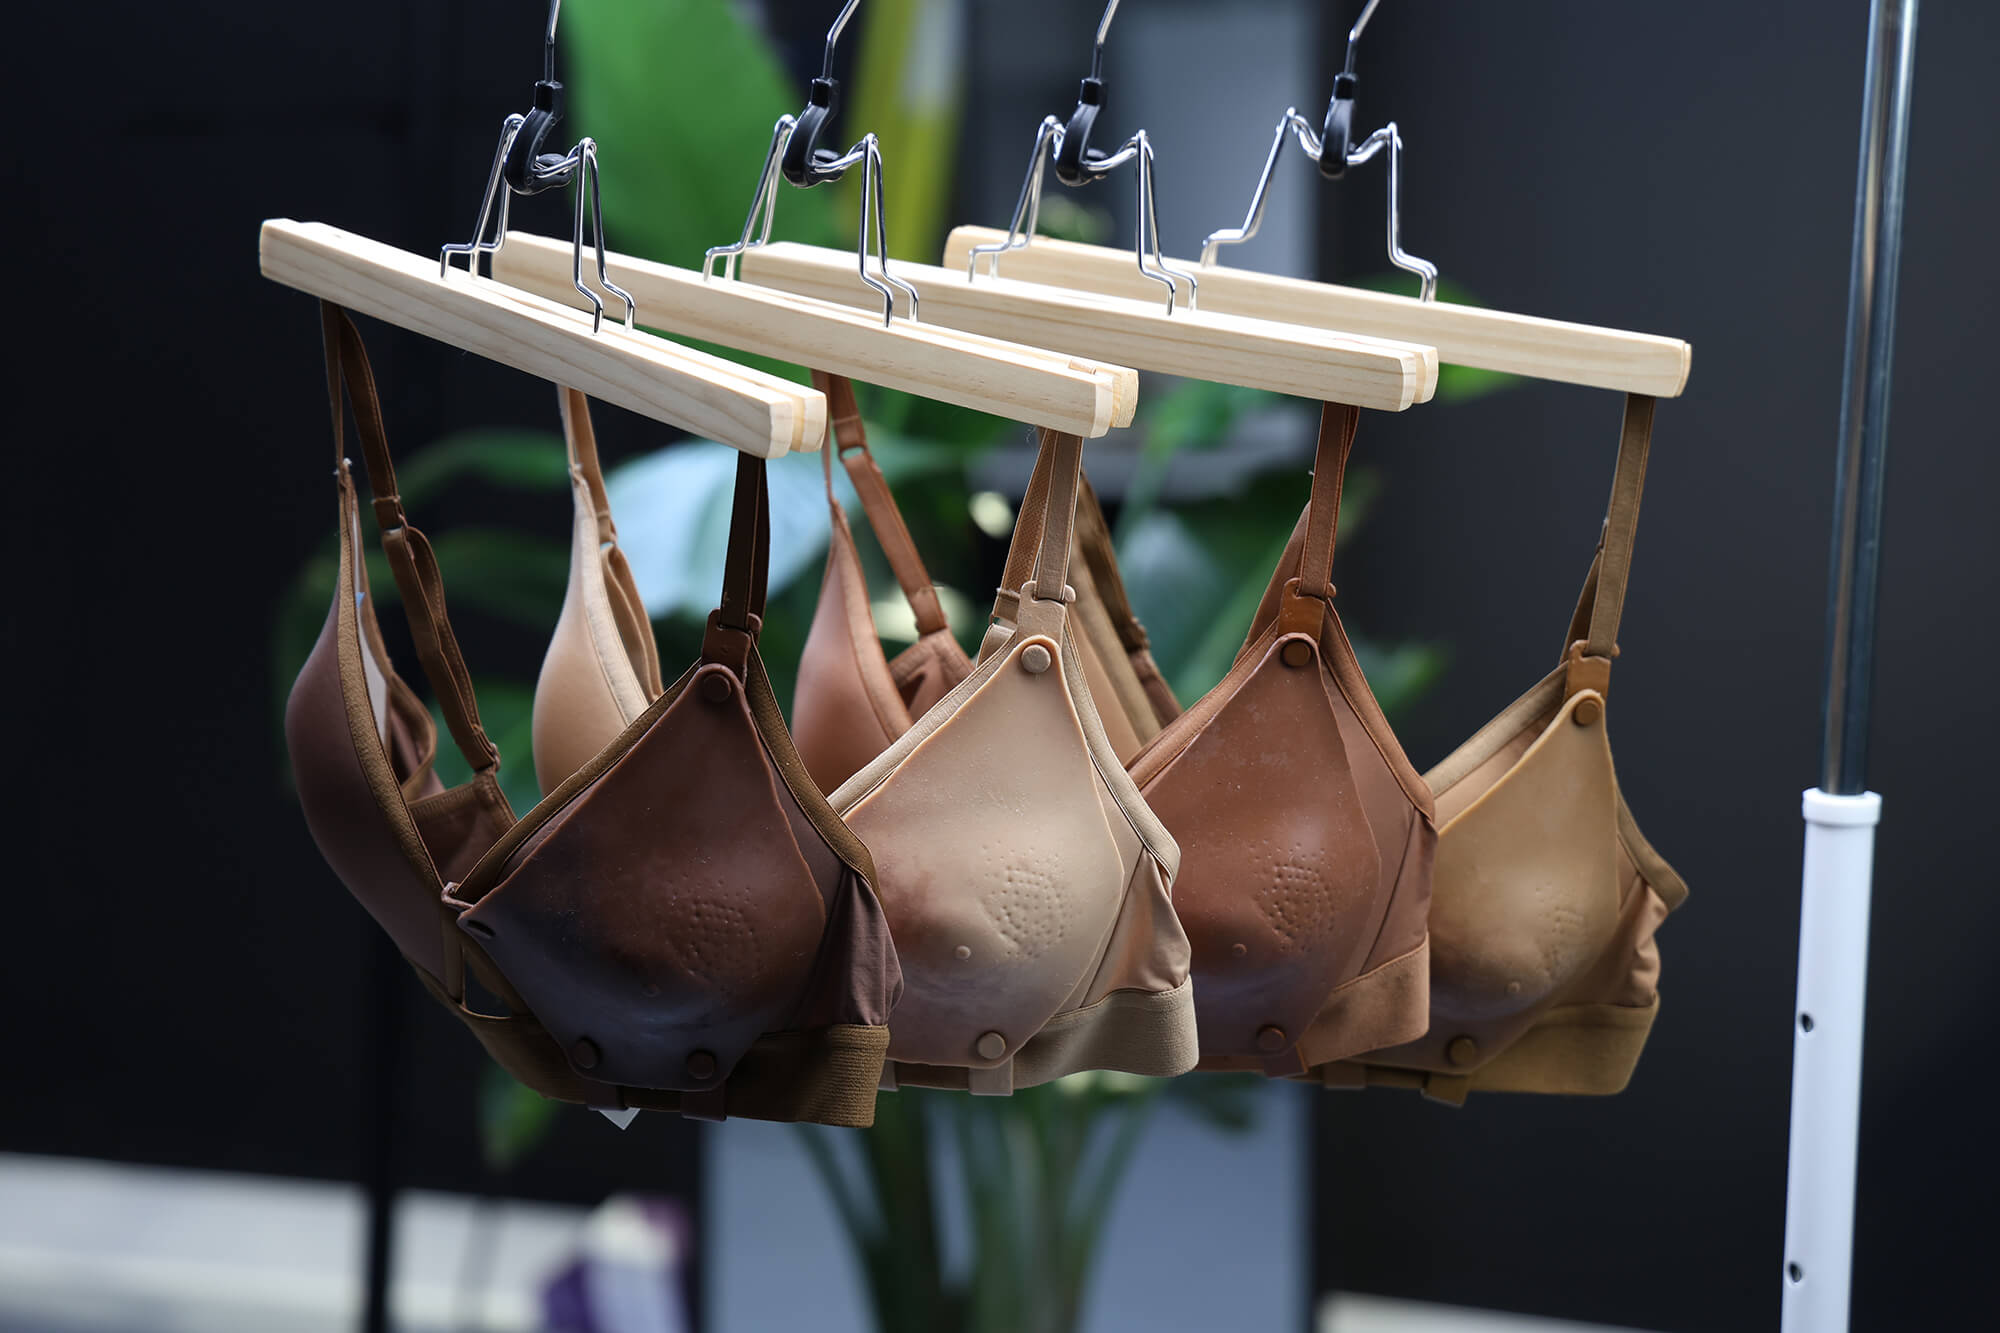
xmin=734 ymin=241 xmax=1438 ymax=413
xmin=941 ymin=228 xmax=1689 ymax=398
xmin=489 ymin=230 xmax=1137 ymax=437
xmin=261 ymin=221 xmax=824 ymax=458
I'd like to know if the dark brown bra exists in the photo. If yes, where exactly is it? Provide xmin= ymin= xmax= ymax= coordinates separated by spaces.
xmin=1126 ymin=403 xmax=1437 ymax=1077
xmin=286 ymin=305 xmax=901 ymax=1126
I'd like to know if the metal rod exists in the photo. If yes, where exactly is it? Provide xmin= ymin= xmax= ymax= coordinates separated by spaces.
xmin=1819 ymin=0 xmax=1918 ymax=797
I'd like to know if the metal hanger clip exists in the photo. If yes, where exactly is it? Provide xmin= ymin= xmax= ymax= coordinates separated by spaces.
xmin=965 ymin=0 xmax=1198 ymax=314
xmin=705 ymin=0 xmax=918 ymax=328
xmin=1199 ymin=0 xmax=1437 ymax=301
xmin=439 ymin=0 xmax=638 ymax=333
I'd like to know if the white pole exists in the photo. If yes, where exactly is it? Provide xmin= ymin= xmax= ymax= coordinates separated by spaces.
xmin=1780 ymin=789 xmax=1882 ymax=1332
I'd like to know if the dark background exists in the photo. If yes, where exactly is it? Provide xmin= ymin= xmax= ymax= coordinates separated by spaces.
xmin=7 ymin=2 xmax=1996 ymax=1332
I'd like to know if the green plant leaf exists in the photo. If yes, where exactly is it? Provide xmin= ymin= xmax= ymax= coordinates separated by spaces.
xmin=420 ymin=529 xmax=571 ymax=632
xmin=847 ymin=0 xmax=966 ymax=261
xmin=605 ymin=443 xmax=835 ymax=621
xmin=477 ymin=1062 xmax=560 ymax=1173
xmin=390 ymin=430 xmax=568 ymax=506
xmin=564 ymin=0 xmax=839 ymax=266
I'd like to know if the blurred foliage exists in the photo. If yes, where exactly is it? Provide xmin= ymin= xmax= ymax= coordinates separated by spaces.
xmin=269 ymin=2 xmax=1508 ymax=1327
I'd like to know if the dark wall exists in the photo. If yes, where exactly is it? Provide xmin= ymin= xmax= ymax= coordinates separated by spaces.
xmin=7 ymin=1 xmax=702 ymax=1208
xmin=1311 ymin=3 xmax=1998 ymax=1330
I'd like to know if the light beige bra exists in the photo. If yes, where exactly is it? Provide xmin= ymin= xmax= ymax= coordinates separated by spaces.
xmin=830 ymin=425 xmax=1198 ymax=1093
xmin=533 ymin=387 xmax=665 ymax=796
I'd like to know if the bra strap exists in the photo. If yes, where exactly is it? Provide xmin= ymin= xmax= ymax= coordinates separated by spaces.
xmin=1562 ymin=393 xmax=1657 ymax=700
xmin=559 ymin=387 xmax=664 ymax=697
xmin=320 ymin=302 xmax=499 ymax=775
xmin=812 ymin=371 xmax=950 ymax=636
xmin=559 ymin=387 xmax=618 ymax=546
xmin=706 ymin=449 xmax=770 ymax=674
xmin=993 ymin=427 xmax=1084 ymax=612
xmin=1297 ymin=401 xmax=1361 ymax=600
xmin=1073 ymin=472 xmax=1154 ymax=654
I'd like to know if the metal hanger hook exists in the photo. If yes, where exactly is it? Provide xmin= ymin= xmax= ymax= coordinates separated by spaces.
xmin=544 ymin=0 xmax=562 ymax=82
xmin=1090 ymin=0 xmax=1123 ymax=79
xmin=1342 ymin=0 xmax=1380 ymax=77
xmin=823 ymin=0 xmax=862 ymax=81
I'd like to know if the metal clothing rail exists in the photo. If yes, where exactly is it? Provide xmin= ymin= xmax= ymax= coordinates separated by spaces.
xmin=1781 ymin=1 xmax=1917 ymax=1329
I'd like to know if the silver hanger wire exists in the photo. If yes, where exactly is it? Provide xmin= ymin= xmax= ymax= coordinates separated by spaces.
xmin=439 ymin=0 xmax=637 ymax=333
xmin=1199 ymin=0 xmax=1437 ymax=301
xmin=964 ymin=0 xmax=1198 ymax=314
xmin=704 ymin=0 xmax=918 ymax=327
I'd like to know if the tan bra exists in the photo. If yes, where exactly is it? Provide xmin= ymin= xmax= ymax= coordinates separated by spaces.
xmin=791 ymin=373 xmax=1178 ymax=793
xmin=287 ymin=305 xmax=901 ymax=1127
xmin=1126 ymin=403 xmax=1437 ymax=1077
xmin=828 ymin=424 xmax=1198 ymax=1093
xmin=1317 ymin=393 xmax=1688 ymax=1102
xmin=790 ymin=373 xmax=976 ymax=794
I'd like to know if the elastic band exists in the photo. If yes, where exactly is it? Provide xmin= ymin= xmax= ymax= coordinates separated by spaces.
xmin=320 ymin=302 xmax=499 ymax=775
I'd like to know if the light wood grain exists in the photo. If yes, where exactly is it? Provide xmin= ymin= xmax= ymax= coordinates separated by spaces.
xmin=738 ymin=242 xmax=1438 ymax=413
xmin=260 ymin=220 xmax=824 ymax=457
xmin=943 ymin=227 xmax=1692 ymax=398
xmin=493 ymin=232 xmax=1138 ymax=436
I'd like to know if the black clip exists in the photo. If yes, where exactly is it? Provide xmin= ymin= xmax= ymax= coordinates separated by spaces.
xmin=1318 ymin=71 xmax=1358 ymax=180
xmin=781 ymin=78 xmax=846 ymax=188
xmin=503 ymin=80 xmax=569 ymax=195
xmin=1053 ymin=77 xmax=1111 ymax=187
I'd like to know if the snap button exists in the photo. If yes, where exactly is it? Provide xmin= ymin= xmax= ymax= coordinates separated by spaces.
xmin=686 ymin=1050 xmax=717 ymax=1081
xmin=571 ymin=1037 xmax=602 ymax=1071
xmin=1281 ymin=640 xmax=1314 ymax=669
xmin=954 ymin=945 xmax=972 ymax=960
xmin=976 ymin=1031 xmax=1007 ymax=1060
xmin=1445 ymin=1035 xmax=1479 ymax=1067
xmin=1021 ymin=644 xmax=1052 ymax=674
xmin=701 ymin=673 xmax=733 ymax=705
xmin=1573 ymin=696 xmax=1602 ymax=726
xmin=1255 ymin=1025 xmax=1287 ymax=1054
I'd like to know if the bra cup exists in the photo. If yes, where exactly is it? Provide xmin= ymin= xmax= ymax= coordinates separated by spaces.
xmin=533 ymin=473 xmax=653 ymax=795
xmin=887 ymin=628 xmax=973 ymax=720
xmin=1141 ymin=631 xmax=1385 ymax=1058
xmin=838 ymin=628 xmax=1131 ymax=1070
xmin=463 ymin=665 xmax=830 ymax=1091
xmin=793 ymin=511 xmax=912 ymax=793
xmin=290 ymin=568 xmax=452 ymax=980
xmin=1427 ymin=689 xmax=1623 ymax=1024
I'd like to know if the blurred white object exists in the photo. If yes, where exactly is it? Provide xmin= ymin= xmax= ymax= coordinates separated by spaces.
xmin=0 ymin=1151 xmax=584 ymax=1332
xmin=1321 ymin=1293 xmax=1648 ymax=1333
xmin=541 ymin=1195 xmax=692 ymax=1333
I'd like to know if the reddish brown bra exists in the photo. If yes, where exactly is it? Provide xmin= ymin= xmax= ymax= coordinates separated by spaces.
xmin=286 ymin=305 xmax=901 ymax=1126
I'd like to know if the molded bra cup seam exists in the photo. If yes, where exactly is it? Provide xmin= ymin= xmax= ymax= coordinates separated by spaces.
xmin=1058 ymin=622 xmax=1179 ymax=871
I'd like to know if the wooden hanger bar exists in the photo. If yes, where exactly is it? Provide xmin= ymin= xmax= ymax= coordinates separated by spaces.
xmin=492 ymin=232 xmax=1139 ymax=437
xmin=735 ymin=241 xmax=1438 ymax=413
xmin=260 ymin=220 xmax=825 ymax=458
xmin=943 ymin=227 xmax=1692 ymax=398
